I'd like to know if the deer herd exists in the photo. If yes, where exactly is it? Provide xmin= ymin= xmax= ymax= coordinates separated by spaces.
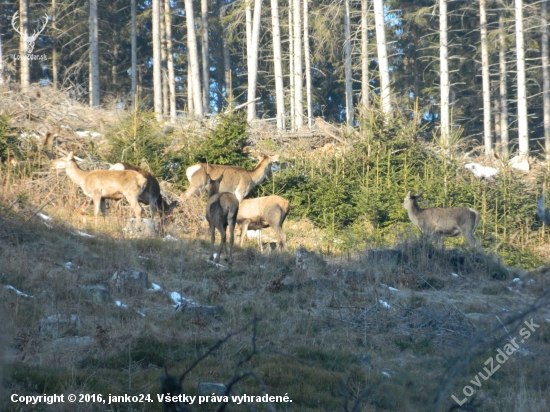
xmin=49 ymin=148 xmax=498 ymax=265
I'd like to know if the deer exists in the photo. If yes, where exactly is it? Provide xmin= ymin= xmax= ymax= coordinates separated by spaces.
xmin=52 ymin=152 xmax=147 ymax=224
xmin=184 ymin=154 xmax=280 ymax=202
xmin=403 ymin=191 xmax=480 ymax=248
xmin=237 ymin=196 xmax=290 ymax=251
xmin=108 ymin=163 xmax=178 ymax=221
xmin=205 ymin=173 xmax=239 ymax=265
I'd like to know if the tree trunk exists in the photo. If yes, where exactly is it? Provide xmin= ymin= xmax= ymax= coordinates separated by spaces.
xmin=18 ymin=0 xmax=29 ymax=92
xmin=344 ymin=0 xmax=354 ymax=126
xmin=201 ymin=0 xmax=210 ymax=114
xmin=499 ymin=12 xmax=509 ymax=158
xmin=164 ymin=0 xmax=176 ymax=121
xmin=480 ymin=0 xmax=492 ymax=156
xmin=373 ymin=0 xmax=390 ymax=115
xmin=160 ymin=0 xmax=169 ymax=117
xmin=292 ymin=0 xmax=303 ymax=128
xmin=542 ymin=0 xmax=550 ymax=156
xmin=51 ymin=0 xmax=58 ymax=90
xmin=131 ymin=0 xmax=137 ymax=100
xmin=247 ymin=0 xmax=264 ymax=122
xmin=289 ymin=4 xmax=295 ymax=130
xmin=89 ymin=0 xmax=100 ymax=106
xmin=271 ymin=0 xmax=285 ymax=129
xmin=185 ymin=0 xmax=203 ymax=119
xmin=439 ymin=0 xmax=450 ymax=144
xmin=361 ymin=0 xmax=370 ymax=112
xmin=219 ymin=0 xmax=232 ymax=107
xmin=515 ymin=0 xmax=528 ymax=156
xmin=152 ymin=0 xmax=163 ymax=119
xmin=304 ymin=0 xmax=312 ymax=128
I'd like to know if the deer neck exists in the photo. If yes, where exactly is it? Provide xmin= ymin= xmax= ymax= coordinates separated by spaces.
xmin=406 ymin=202 xmax=423 ymax=225
xmin=249 ymin=158 xmax=271 ymax=184
xmin=64 ymin=160 xmax=90 ymax=190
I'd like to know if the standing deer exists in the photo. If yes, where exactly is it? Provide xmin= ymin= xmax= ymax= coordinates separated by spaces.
xmin=237 ymin=196 xmax=290 ymax=251
xmin=53 ymin=152 xmax=147 ymax=224
xmin=109 ymin=163 xmax=178 ymax=220
xmin=403 ymin=191 xmax=480 ymax=248
xmin=184 ymin=154 xmax=279 ymax=202
xmin=205 ymin=173 xmax=239 ymax=265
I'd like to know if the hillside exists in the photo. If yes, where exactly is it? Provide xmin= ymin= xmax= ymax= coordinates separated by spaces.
xmin=2 ymin=88 xmax=550 ymax=411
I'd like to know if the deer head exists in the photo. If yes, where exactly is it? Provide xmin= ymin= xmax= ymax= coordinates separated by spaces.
xmin=12 ymin=12 xmax=49 ymax=55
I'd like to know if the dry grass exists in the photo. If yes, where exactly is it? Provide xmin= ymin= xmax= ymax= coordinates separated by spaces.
xmin=2 ymin=87 xmax=550 ymax=411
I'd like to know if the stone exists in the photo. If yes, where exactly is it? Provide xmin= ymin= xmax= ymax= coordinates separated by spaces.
xmin=39 ymin=314 xmax=82 ymax=339
xmin=81 ymin=285 xmax=110 ymax=303
xmin=197 ymin=382 xmax=226 ymax=395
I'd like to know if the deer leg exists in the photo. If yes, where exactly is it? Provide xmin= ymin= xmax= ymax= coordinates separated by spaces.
xmin=209 ymin=223 xmax=216 ymax=261
xmin=228 ymin=219 xmax=237 ymax=265
xmin=126 ymin=195 xmax=142 ymax=221
xmin=272 ymin=225 xmax=287 ymax=251
xmin=240 ymin=220 xmax=250 ymax=246
xmin=216 ymin=225 xmax=226 ymax=263
xmin=92 ymin=195 xmax=102 ymax=226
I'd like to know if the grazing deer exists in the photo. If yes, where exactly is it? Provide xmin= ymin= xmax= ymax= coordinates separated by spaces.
xmin=109 ymin=163 xmax=178 ymax=220
xmin=237 ymin=195 xmax=290 ymax=251
xmin=53 ymin=152 xmax=147 ymax=224
xmin=205 ymin=173 xmax=239 ymax=265
xmin=184 ymin=154 xmax=280 ymax=202
xmin=403 ymin=191 xmax=480 ymax=248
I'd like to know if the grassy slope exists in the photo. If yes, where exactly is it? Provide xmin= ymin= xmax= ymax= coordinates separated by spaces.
xmin=1 ymin=196 xmax=550 ymax=412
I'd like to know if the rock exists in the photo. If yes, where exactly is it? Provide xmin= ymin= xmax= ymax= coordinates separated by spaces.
xmin=185 ymin=305 xmax=219 ymax=318
xmin=367 ymin=249 xmax=402 ymax=267
xmin=111 ymin=270 xmax=150 ymax=292
xmin=81 ymin=285 xmax=110 ymax=303
xmin=295 ymin=246 xmax=325 ymax=275
xmin=123 ymin=218 xmax=159 ymax=237
xmin=198 ymin=382 xmax=226 ymax=395
xmin=39 ymin=314 xmax=82 ymax=339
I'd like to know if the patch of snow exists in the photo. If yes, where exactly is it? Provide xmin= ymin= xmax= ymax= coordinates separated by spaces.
xmin=75 ymin=230 xmax=94 ymax=238
xmin=163 ymin=235 xmax=178 ymax=242
xmin=379 ymin=300 xmax=392 ymax=309
xmin=38 ymin=213 xmax=52 ymax=221
xmin=4 ymin=285 xmax=33 ymax=298
xmin=451 ymin=273 xmax=458 ymax=278
xmin=509 ymin=156 xmax=530 ymax=172
xmin=115 ymin=300 xmax=128 ymax=309
xmin=64 ymin=262 xmax=72 ymax=268
xmin=381 ymin=371 xmax=391 ymax=378
xmin=464 ymin=163 xmax=499 ymax=179
xmin=150 ymin=283 xmax=162 ymax=291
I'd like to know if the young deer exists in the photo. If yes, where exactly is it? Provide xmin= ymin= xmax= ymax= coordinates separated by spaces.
xmin=205 ymin=173 xmax=239 ymax=265
xmin=237 ymin=195 xmax=290 ymax=251
xmin=53 ymin=152 xmax=147 ymax=224
xmin=403 ymin=191 xmax=480 ymax=248
xmin=109 ymin=162 xmax=178 ymax=220
xmin=184 ymin=154 xmax=279 ymax=202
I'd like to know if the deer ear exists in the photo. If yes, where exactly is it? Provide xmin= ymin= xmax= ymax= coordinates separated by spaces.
xmin=68 ymin=151 xmax=74 ymax=159
xmin=415 ymin=190 xmax=424 ymax=197
xmin=406 ymin=191 xmax=411 ymax=198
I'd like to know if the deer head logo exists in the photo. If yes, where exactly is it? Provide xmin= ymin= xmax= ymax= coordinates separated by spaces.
xmin=11 ymin=12 xmax=49 ymax=55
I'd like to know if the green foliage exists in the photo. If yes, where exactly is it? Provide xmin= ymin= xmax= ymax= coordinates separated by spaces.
xmin=101 ymin=110 xmax=168 ymax=177
xmin=0 ymin=115 xmax=17 ymax=161
xmin=252 ymin=110 xmax=546 ymax=268
xmin=191 ymin=112 xmax=253 ymax=168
